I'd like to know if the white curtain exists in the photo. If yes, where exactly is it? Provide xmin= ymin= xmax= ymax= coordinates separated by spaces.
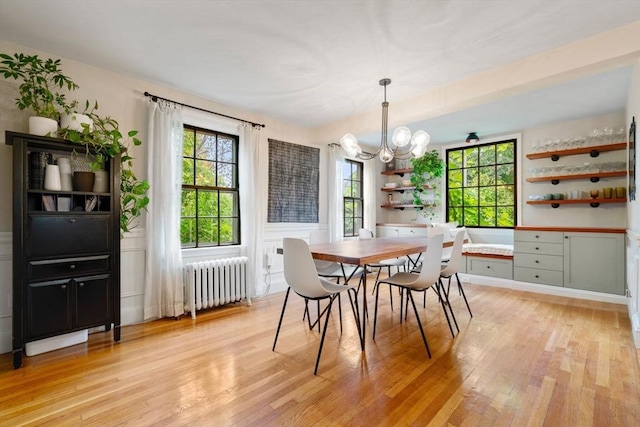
xmin=239 ymin=123 xmax=263 ymax=300
xmin=144 ymin=100 xmax=184 ymax=320
xmin=327 ymin=145 xmax=345 ymax=242
xmin=363 ymin=157 xmax=377 ymax=235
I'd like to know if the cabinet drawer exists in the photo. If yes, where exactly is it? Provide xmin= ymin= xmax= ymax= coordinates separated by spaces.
xmin=514 ymin=267 xmax=563 ymax=287
xmin=28 ymin=255 xmax=110 ymax=281
xmin=466 ymin=257 xmax=513 ymax=279
xmin=398 ymin=227 xmax=428 ymax=237
xmin=515 ymin=230 xmax=563 ymax=244
xmin=28 ymin=214 xmax=111 ymax=257
xmin=514 ymin=253 xmax=563 ymax=271
xmin=514 ymin=241 xmax=563 ymax=256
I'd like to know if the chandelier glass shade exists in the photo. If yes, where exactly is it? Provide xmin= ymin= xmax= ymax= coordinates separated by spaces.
xmin=339 ymin=78 xmax=430 ymax=163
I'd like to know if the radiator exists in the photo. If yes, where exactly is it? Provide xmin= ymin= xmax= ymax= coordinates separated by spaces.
xmin=184 ymin=256 xmax=249 ymax=319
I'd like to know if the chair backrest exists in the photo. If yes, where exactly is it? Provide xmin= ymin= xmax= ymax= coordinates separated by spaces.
xmin=283 ymin=238 xmax=328 ymax=298
xmin=414 ymin=234 xmax=444 ymax=288
xmin=441 ymin=228 xmax=465 ymax=277
xmin=358 ymin=228 xmax=374 ymax=240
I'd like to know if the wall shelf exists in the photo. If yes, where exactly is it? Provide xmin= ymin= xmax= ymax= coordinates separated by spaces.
xmin=381 ymin=203 xmax=430 ymax=210
xmin=526 ymin=171 xmax=627 ymax=185
xmin=526 ymin=198 xmax=626 ymax=208
xmin=381 ymin=185 xmax=430 ymax=193
xmin=526 ymin=142 xmax=626 ymax=161
xmin=381 ymin=168 xmax=412 ymax=177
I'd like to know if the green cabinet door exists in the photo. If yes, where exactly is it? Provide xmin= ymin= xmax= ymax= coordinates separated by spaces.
xmin=563 ymin=232 xmax=625 ymax=295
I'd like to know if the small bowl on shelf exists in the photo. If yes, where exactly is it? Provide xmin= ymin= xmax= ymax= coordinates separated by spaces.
xmin=384 ymin=182 xmax=399 ymax=188
xmin=401 ymin=179 xmax=412 ymax=187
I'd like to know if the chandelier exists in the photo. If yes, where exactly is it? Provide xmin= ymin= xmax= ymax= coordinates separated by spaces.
xmin=339 ymin=78 xmax=430 ymax=163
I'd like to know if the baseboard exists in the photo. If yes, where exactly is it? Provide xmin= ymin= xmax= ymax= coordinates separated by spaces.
xmin=632 ymin=313 xmax=640 ymax=348
xmin=460 ymin=273 xmax=627 ymax=305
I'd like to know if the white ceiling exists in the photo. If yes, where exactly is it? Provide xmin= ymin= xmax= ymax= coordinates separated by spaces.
xmin=0 ymin=0 xmax=638 ymax=143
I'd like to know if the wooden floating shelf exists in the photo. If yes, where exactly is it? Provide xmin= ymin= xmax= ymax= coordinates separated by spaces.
xmin=526 ymin=198 xmax=626 ymax=208
xmin=381 ymin=168 xmax=413 ymax=176
xmin=526 ymin=142 xmax=626 ymax=160
xmin=526 ymin=171 xmax=627 ymax=183
xmin=381 ymin=204 xmax=432 ymax=210
xmin=380 ymin=185 xmax=431 ymax=192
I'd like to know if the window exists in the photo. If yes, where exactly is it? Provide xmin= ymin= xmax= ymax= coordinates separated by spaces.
xmin=446 ymin=139 xmax=516 ymax=227
xmin=343 ymin=159 xmax=363 ymax=237
xmin=181 ymin=125 xmax=240 ymax=247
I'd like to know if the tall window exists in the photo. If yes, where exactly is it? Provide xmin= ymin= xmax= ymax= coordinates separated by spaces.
xmin=446 ymin=139 xmax=516 ymax=227
xmin=343 ymin=159 xmax=363 ymax=237
xmin=181 ymin=125 xmax=240 ymax=247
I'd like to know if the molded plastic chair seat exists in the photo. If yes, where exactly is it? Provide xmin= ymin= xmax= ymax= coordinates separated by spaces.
xmin=272 ymin=238 xmax=360 ymax=375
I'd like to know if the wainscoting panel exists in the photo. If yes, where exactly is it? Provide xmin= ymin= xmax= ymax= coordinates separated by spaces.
xmin=627 ymin=230 xmax=640 ymax=347
xmin=0 ymin=232 xmax=12 ymax=354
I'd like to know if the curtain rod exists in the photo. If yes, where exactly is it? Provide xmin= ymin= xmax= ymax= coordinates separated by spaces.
xmin=143 ymin=91 xmax=266 ymax=128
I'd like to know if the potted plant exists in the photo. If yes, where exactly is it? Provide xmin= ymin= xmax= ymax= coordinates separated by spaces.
xmin=0 ymin=53 xmax=78 ymax=135
xmin=58 ymin=101 xmax=150 ymax=235
xmin=410 ymin=149 xmax=445 ymax=219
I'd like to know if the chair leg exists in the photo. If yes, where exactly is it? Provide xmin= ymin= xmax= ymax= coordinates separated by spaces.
xmin=373 ymin=281 xmax=381 ymax=340
xmin=314 ymin=294 xmax=335 ymax=375
xmin=272 ymin=288 xmax=291 ymax=351
xmin=438 ymin=278 xmax=459 ymax=335
xmin=338 ymin=293 xmax=343 ymax=334
xmin=434 ymin=279 xmax=456 ymax=338
xmin=317 ymin=300 xmax=321 ymax=332
xmin=456 ymin=273 xmax=473 ymax=317
xmin=407 ymin=290 xmax=431 ymax=358
xmin=347 ymin=288 xmax=362 ymax=337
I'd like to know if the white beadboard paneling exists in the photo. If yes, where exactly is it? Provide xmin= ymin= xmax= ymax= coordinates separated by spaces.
xmin=627 ymin=230 xmax=640 ymax=347
xmin=0 ymin=232 xmax=11 ymax=354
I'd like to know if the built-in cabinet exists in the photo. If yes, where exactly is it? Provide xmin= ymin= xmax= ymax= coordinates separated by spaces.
xmin=7 ymin=131 xmax=121 ymax=368
xmin=514 ymin=227 xmax=625 ymax=295
xmin=376 ymin=224 xmax=428 ymax=237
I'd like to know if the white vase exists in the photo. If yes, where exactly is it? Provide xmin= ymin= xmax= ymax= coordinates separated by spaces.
xmin=60 ymin=113 xmax=93 ymax=131
xmin=57 ymin=157 xmax=73 ymax=191
xmin=29 ymin=116 xmax=58 ymax=136
xmin=43 ymin=165 xmax=61 ymax=191
xmin=92 ymin=169 xmax=109 ymax=193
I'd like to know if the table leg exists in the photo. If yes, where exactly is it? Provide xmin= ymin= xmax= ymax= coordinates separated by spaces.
xmin=360 ymin=264 xmax=367 ymax=350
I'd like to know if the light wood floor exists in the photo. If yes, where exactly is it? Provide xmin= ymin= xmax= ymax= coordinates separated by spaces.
xmin=1 ymin=280 xmax=639 ymax=426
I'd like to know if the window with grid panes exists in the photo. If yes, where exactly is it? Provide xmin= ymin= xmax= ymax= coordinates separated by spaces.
xmin=343 ymin=159 xmax=363 ymax=237
xmin=446 ymin=139 xmax=516 ymax=227
xmin=181 ymin=125 xmax=240 ymax=247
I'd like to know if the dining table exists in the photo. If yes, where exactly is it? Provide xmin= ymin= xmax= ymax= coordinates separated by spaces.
xmin=308 ymin=236 xmax=454 ymax=350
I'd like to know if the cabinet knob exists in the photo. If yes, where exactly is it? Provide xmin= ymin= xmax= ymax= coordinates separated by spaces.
xmin=69 ymin=264 xmax=76 ymax=270
xmin=535 ymin=260 xmax=539 ymax=263
xmin=61 ymin=284 xmax=67 ymax=289
xmin=535 ymin=247 xmax=539 ymax=250
xmin=69 ymin=219 xmax=76 ymax=223
xmin=565 ymin=236 xmax=568 ymax=239
xmin=535 ymin=235 xmax=539 ymax=238
xmin=487 ymin=266 xmax=490 ymax=269
xmin=535 ymin=275 xmax=539 ymax=278
xmin=78 ymin=282 xmax=84 ymax=288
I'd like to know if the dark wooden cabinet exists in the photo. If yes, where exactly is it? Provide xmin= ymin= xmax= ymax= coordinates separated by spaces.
xmin=7 ymin=131 xmax=121 ymax=368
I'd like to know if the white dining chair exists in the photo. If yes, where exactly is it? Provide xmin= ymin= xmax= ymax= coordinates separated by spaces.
xmin=272 ymin=238 xmax=360 ymax=375
xmin=440 ymin=229 xmax=472 ymax=317
xmin=373 ymin=234 xmax=453 ymax=357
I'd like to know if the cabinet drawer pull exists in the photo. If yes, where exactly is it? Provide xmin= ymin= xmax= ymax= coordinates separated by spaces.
xmin=78 ymin=282 xmax=84 ymax=287
xmin=535 ymin=247 xmax=539 ymax=250
xmin=69 ymin=219 xmax=76 ymax=223
xmin=535 ymin=235 xmax=539 ymax=238
xmin=487 ymin=266 xmax=491 ymax=269
xmin=535 ymin=260 xmax=539 ymax=263
xmin=69 ymin=264 xmax=76 ymax=270
xmin=61 ymin=284 xmax=67 ymax=289
xmin=535 ymin=275 xmax=539 ymax=278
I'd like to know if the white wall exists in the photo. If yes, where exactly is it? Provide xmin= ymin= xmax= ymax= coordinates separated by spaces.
xmin=626 ymin=59 xmax=640 ymax=347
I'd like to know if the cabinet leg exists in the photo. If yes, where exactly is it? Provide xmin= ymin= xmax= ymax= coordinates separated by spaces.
xmin=104 ymin=323 xmax=111 ymax=332
xmin=114 ymin=325 xmax=121 ymax=342
xmin=13 ymin=349 xmax=23 ymax=369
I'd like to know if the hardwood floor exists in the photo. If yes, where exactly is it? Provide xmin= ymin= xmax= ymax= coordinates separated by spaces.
xmin=1 ymin=280 xmax=639 ymax=426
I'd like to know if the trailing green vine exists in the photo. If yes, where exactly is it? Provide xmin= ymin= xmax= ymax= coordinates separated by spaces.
xmin=410 ymin=149 xmax=444 ymax=219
